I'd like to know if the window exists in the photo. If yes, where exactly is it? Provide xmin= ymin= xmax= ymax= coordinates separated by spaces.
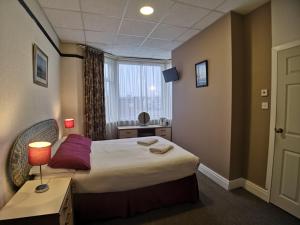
xmin=104 ymin=58 xmax=172 ymax=125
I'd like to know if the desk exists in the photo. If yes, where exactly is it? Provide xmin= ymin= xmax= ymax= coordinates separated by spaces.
xmin=117 ymin=125 xmax=172 ymax=140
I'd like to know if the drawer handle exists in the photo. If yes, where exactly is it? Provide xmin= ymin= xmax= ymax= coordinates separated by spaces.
xmin=62 ymin=205 xmax=68 ymax=216
xmin=62 ymin=198 xmax=70 ymax=214
xmin=64 ymin=195 xmax=70 ymax=208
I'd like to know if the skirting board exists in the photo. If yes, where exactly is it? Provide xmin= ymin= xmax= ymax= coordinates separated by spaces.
xmin=198 ymin=163 xmax=229 ymax=190
xmin=243 ymin=180 xmax=269 ymax=202
xmin=198 ymin=164 xmax=268 ymax=202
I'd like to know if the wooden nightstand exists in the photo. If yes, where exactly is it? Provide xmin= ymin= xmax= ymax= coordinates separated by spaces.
xmin=0 ymin=178 xmax=73 ymax=225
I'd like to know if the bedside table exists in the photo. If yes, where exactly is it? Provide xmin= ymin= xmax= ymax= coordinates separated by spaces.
xmin=0 ymin=178 xmax=73 ymax=225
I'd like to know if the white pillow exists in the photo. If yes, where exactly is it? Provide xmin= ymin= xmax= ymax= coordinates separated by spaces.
xmin=51 ymin=136 xmax=67 ymax=157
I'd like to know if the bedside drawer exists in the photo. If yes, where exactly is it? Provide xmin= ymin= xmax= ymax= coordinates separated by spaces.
xmin=155 ymin=127 xmax=171 ymax=135
xmin=118 ymin=129 xmax=138 ymax=139
xmin=60 ymin=186 xmax=73 ymax=225
xmin=155 ymin=128 xmax=171 ymax=140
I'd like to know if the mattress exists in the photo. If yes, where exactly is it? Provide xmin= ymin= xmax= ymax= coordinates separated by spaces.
xmin=35 ymin=136 xmax=200 ymax=193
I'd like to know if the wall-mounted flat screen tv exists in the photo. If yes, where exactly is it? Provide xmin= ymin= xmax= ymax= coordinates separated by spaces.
xmin=162 ymin=67 xmax=179 ymax=82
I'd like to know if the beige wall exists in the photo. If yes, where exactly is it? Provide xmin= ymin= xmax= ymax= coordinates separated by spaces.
xmin=60 ymin=44 xmax=84 ymax=136
xmin=172 ymin=3 xmax=271 ymax=186
xmin=272 ymin=0 xmax=300 ymax=47
xmin=0 ymin=0 xmax=61 ymax=207
xmin=172 ymin=14 xmax=233 ymax=179
xmin=243 ymin=3 xmax=271 ymax=187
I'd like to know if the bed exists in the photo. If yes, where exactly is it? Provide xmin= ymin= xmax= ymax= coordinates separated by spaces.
xmin=8 ymin=119 xmax=200 ymax=222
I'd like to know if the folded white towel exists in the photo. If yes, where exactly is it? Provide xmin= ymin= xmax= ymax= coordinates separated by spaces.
xmin=137 ymin=138 xmax=158 ymax=146
xmin=149 ymin=144 xmax=173 ymax=154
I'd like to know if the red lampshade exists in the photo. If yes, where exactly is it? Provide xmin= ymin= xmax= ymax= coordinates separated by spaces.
xmin=28 ymin=142 xmax=51 ymax=166
xmin=64 ymin=118 xmax=75 ymax=128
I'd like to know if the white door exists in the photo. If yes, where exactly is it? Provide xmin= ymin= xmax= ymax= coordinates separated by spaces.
xmin=270 ymin=45 xmax=300 ymax=218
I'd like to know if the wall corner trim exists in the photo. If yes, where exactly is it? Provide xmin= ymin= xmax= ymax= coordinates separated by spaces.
xmin=228 ymin=178 xmax=245 ymax=190
xmin=198 ymin=164 xmax=269 ymax=202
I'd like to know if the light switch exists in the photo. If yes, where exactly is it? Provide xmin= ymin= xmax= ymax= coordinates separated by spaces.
xmin=261 ymin=89 xmax=268 ymax=97
xmin=261 ymin=102 xmax=269 ymax=110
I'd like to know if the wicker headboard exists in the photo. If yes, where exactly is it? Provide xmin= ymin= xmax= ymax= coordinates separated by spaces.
xmin=9 ymin=119 xmax=59 ymax=187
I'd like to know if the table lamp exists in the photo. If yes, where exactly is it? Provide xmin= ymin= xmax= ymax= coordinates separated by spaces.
xmin=28 ymin=142 xmax=51 ymax=193
xmin=64 ymin=118 xmax=75 ymax=128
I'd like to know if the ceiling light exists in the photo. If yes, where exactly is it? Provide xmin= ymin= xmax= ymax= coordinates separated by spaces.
xmin=140 ymin=6 xmax=154 ymax=15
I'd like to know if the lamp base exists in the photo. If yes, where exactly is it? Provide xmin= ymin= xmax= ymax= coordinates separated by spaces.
xmin=35 ymin=184 xmax=49 ymax=193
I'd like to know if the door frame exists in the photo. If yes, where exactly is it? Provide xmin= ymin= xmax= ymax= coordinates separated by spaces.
xmin=265 ymin=39 xmax=300 ymax=202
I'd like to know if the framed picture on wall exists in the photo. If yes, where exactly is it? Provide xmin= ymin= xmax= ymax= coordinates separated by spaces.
xmin=33 ymin=44 xmax=48 ymax=87
xmin=195 ymin=60 xmax=208 ymax=88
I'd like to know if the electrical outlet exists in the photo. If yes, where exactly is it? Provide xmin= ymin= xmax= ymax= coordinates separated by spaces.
xmin=262 ymin=102 xmax=269 ymax=110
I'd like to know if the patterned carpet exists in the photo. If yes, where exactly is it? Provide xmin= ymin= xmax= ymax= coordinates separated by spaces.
xmin=83 ymin=173 xmax=299 ymax=225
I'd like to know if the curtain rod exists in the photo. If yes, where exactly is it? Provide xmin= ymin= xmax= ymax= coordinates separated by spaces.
xmin=77 ymin=44 xmax=171 ymax=62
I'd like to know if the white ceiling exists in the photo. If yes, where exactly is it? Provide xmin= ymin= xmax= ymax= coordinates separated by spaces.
xmin=38 ymin=0 xmax=269 ymax=59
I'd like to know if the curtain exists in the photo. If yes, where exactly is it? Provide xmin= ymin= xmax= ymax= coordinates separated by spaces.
xmin=104 ymin=57 xmax=118 ymax=139
xmin=105 ymin=58 xmax=172 ymax=139
xmin=84 ymin=47 xmax=106 ymax=140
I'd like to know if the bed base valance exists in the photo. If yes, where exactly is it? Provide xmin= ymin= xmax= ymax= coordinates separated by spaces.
xmin=73 ymin=174 xmax=199 ymax=222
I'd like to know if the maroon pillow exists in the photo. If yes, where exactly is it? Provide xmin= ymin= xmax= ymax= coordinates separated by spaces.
xmin=66 ymin=134 xmax=92 ymax=148
xmin=64 ymin=134 xmax=92 ymax=153
xmin=48 ymin=141 xmax=91 ymax=170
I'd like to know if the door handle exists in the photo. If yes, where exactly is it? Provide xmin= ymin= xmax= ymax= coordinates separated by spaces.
xmin=275 ymin=128 xmax=284 ymax=133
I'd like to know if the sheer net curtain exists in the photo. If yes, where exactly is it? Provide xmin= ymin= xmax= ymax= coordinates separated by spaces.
xmin=105 ymin=57 xmax=172 ymax=139
xmin=104 ymin=57 xmax=118 ymax=139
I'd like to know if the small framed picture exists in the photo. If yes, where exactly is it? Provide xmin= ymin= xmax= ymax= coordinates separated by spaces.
xmin=195 ymin=60 xmax=208 ymax=88
xmin=33 ymin=44 xmax=48 ymax=87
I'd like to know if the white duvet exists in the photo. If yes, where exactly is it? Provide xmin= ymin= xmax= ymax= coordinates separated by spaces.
xmin=72 ymin=136 xmax=199 ymax=193
xmin=34 ymin=136 xmax=199 ymax=193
